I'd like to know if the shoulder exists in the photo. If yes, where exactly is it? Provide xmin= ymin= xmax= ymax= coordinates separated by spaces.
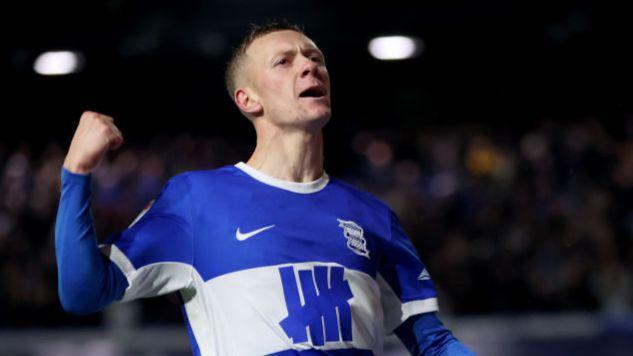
xmin=152 ymin=165 xmax=243 ymax=205
xmin=327 ymin=176 xmax=401 ymax=247
xmin=171 ymin=164 xmax=242 ymax=188
xmin=328 ymin=176 xmax=392 ymax=215
xmin=147 ymin=165 xmax=243 ymax=217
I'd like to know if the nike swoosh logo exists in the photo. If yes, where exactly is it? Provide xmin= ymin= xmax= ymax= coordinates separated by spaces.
xmin=236 ymin=225 xmax=275 ymax=241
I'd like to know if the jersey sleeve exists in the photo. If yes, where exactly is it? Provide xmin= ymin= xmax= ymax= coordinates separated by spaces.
xmin=99 ymin=172 xmax=195 ymax=302
xmin=377 ymin=209 xmax=439 ymax=333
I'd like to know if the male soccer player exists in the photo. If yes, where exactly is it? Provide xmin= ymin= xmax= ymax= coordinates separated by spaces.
xmin=56 ymin=22 xmax=474 ymax=355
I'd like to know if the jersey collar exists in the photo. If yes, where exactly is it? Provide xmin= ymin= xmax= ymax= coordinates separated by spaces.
xmin=234 ymin=162 xmax=329 ymax=194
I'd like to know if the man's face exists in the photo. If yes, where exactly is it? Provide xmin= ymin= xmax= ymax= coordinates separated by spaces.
xmin=242 ymin=30 xmax=331 ymax=129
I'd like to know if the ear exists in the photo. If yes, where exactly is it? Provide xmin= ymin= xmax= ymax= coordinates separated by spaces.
xmin=234 ymin=88 xmax=263 ymax=116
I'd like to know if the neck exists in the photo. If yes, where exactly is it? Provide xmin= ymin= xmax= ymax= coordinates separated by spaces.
xmin=246 ymin=121 xmax=324 ymax=183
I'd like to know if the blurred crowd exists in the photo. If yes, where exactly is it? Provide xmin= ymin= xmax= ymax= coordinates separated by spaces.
xmin=345 ymin=117 xmax=633 ymax=315
xmin=1 ymin=117 xmax=632 ymax=327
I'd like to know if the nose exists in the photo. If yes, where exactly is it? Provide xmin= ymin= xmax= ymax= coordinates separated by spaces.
xmin=300 ymin=56 xmax=319 ymax=79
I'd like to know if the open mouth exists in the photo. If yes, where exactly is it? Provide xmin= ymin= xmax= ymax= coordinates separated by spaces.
xmin=299 ymin=86 xmax=327 ymax=99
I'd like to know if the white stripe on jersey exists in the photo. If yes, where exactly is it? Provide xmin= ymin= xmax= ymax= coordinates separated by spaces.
xmin=377 ymin=274 xmax=439 ymax=333
xmin=182 ymin=262 xmax=382 ymax=355
xmin=104 ymin=244 xmax=439 ymax=355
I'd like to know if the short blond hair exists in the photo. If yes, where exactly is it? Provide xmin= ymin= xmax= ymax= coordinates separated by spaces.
xmin=224 ymin=21 xmax=304 ymax=98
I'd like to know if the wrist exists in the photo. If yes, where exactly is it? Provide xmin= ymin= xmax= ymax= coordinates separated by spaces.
xmin=63 ymin=160 xmax=91 ymax=176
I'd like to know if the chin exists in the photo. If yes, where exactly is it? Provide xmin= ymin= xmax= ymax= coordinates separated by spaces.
xmin=311 ymin=109 xmax=332 ymax=126
xmin=294 ymin=111 xmax=330 ymax=131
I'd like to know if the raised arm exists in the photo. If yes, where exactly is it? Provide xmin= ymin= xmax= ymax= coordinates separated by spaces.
xmin=55 ymin=111 xmax=128 ymax=314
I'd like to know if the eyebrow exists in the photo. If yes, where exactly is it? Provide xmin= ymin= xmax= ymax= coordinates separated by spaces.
xmin=270 ymin=46 xmax=324 ymax=60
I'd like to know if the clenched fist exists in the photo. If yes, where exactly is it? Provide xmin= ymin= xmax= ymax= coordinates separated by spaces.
xmin=63 ymin=111 xmax=124 ymax=175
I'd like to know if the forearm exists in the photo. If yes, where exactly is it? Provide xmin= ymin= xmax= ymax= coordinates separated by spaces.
xmin=395 ymin=312 xmax=475 ymax=356
xmin=55 ymin=167 xmax=127 ymax=314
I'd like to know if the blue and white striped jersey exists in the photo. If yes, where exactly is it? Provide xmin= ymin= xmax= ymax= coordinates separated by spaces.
xmin=100 ymin=162 xmax=438 ymax=355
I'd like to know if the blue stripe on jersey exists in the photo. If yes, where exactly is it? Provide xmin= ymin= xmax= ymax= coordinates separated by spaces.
xmin=187 ymin=167 xmax=387 ymax=281
xmin=106 ymin=164 xmax=436 ymax=305
xmin=267 ymin=349 xmax=374 ymax=356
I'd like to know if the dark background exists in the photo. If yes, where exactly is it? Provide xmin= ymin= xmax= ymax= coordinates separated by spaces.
xmin=4 ymin=1 xmax=631 ymax=146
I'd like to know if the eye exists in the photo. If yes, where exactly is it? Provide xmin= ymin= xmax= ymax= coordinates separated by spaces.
xmin=275 ymin=58 xmax=289 ymax=66
xmin=309 ymin=53 xmax=325 ymax=64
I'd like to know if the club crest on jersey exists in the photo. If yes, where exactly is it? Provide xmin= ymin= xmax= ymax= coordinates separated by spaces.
xmin=337 ymin=219 xmax=370 ymax=259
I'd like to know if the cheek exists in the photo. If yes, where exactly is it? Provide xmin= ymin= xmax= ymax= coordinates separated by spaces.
xmin=265 ymin=79 xmax=295 ymax=105
xmin=261 ymin=72 xmax=288 ymax=92
xmin=321 ymin=67 xmax=330 ymax=81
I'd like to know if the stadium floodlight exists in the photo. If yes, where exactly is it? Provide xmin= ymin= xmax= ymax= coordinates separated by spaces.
xmin=33 ymin=51 xmax=83 ymax=75
xmin=368 ymin=36 xmax=422 ymax=60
